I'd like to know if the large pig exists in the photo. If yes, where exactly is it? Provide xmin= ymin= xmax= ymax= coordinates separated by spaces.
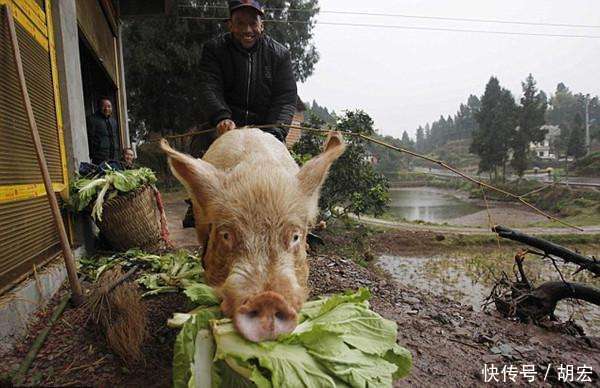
xmin=160 ymin=128 xmax=345 ymax=342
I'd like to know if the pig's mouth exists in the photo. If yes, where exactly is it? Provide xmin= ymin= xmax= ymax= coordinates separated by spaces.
xmin=233 ymin=291 xmax=298 ymax=342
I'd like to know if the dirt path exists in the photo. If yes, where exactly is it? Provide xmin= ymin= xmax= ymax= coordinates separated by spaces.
xmin=352 ymin=213 xmax=600 ymax=235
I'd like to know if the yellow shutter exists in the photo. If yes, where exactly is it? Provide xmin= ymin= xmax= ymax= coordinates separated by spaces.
xmin=0 ymin=0 xmax=68 ymax=293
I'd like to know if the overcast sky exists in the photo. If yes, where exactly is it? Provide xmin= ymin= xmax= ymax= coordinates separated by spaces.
xmin=297 ymin=0 xmax=600 ymax=139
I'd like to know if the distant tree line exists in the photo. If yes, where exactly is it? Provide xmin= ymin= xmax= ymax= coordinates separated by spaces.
xmin=305 ymin=101 xmax=415 ymax=175
xmin=415 ymin=94 xmax=481 ymax=154
xmin=408 ymin=75 xmax=600 ymax=181
xmin=306 ymin=100 xmax=336 ymax=124
xmin=547 ymin=83 xmax=600 ymax=163
xmin=470 ymin=77 xmax=600 ymax=180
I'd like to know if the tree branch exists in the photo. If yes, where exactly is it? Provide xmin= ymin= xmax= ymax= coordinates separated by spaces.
xmin=494 ymin=225 xmax=600 ymax=277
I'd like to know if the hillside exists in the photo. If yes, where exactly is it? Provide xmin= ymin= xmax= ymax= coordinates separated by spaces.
xmin=415 ymin=139 xmax=479 ymax=171
xmin=575 ymin=151 xmax=600 ymax=177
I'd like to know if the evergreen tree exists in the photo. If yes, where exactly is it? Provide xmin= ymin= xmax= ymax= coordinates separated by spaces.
xmin=547 ymin=83 xmax=578 ymax=128
xmin=413 ymin=93 xmax=481 ymax=154
xmin=568 ymin=113 xmax=586 ymax=159
xmin=415 ymin=126 xmax=425 ymax=152
xmin=511 ymin=74 xmax=547 ymax=177
xmin=401 ymin=131 xmax=413 ymax=147
xmin=471 ymin=76 xmax=517 ymax=180
xmin=552 ymin=125 xmax=571 ymax=160
xmin=464 ymin=94 xmax=481 ymax=138
xmin=308 ymin=100 xmax=336 ymax=124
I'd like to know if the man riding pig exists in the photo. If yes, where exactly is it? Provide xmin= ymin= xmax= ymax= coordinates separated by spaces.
xmin=161 ymin=0 xmax=345 ymax=343
xmin=182 ymin=0 xmax=299 ymax=228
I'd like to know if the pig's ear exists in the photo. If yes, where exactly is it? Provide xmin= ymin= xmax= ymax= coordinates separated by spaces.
xmin=160 ymin=139 xmax=222 ymax=203
xmin=297 ymin=131 xmax=346 ymax=197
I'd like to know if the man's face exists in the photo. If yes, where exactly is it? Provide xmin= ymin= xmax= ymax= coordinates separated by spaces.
xmin=124 ymin=149 xmax=134 ymax=164
xmin=228 ymin=8 xmax=263 ymax=49
xmin=100 ymin=99 xmax=112 ymax=118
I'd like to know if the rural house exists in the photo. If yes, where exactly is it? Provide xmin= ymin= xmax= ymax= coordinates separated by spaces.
xmin=0 ymin=0 xmax=170 ymax=352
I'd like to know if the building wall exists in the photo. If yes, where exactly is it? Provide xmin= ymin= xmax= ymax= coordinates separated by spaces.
xmin=0 ymin=0 xmax=130 ymax=294
xmin=0 ymin=0 xmax=69 ymax=293
xmin=51 ymin=0 xmax=96 ymax=253
xmin=52 ymin=0 xmax=88 ymax=172
xmin=76 ymin=0 xmax=117 ymax=84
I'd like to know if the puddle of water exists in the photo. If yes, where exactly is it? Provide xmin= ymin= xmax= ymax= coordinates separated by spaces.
xmin=388 ymin=188 xmax=482 ymax=223
xmin=379 ymin=254 xmax=600 ymax=336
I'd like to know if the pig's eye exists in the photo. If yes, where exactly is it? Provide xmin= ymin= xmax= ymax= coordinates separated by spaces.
xmin=218 ymin=229 xmax=235 ymax=248
xmin=290 ymin=232 xmax=302 ymax=247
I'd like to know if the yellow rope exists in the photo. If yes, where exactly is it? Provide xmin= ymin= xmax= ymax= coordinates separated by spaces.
xmin=156 ymin=122 xmax=583 ymax=231
xmin=480 ymin=186 xmax=501 ymax=249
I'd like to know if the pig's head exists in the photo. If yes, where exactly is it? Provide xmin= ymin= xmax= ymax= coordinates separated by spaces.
xmin=160 ymin=132 xmax=345 ymax=342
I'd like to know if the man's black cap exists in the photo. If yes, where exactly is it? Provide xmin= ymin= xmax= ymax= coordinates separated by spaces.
xmin=228 ymin=0 xmax=265 ymax=17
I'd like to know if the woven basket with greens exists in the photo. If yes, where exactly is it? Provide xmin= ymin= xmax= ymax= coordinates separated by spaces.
xmin=65 ymin=167 xmax=157 ymax=221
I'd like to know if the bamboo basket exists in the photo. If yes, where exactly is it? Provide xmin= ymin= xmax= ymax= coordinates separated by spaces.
xmin=96 ymin=184 xmax=163 ymax=251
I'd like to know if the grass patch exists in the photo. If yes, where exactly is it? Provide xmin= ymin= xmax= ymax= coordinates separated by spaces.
xmin=317 ymin=218 xmax=379 ymax=267
xmin=527 ymin=211 xmax=600 ymax=228
xmin=575 ymin=151 xmax=600 ymax=177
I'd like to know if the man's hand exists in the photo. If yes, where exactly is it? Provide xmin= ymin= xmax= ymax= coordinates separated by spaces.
xmin=216 ymin=119 xmax=236 ymax=136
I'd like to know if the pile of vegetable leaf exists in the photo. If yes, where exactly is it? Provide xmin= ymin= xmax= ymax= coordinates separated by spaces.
xmin=65 ymin=167 xmax=157 ymax=221
xmin=78 ymin=249 xmax=215 ymax=299
xmin=172 ymin=288 xmax=412 ymax=388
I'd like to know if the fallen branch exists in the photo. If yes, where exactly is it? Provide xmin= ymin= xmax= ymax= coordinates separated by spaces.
xmin=495 ymin=281 xmax=600 ymax=322
xmin=493 ymin=225 xmax=600 ymax=277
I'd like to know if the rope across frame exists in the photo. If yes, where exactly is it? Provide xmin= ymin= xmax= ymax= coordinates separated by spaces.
xmin=155 ymin=123 xmax=584 ymax=232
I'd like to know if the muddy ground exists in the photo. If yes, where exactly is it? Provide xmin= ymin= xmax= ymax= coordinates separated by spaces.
xmin=1 ymin=203 xmax=599 ymax=387
xmin=315 ymin=223 xmax=600 ymax=387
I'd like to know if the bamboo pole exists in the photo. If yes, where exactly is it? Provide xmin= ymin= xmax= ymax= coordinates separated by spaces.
xmin=11 ymin=294 xmax=70 ymax=386
xmin=5 ymin=5 xmax=83 ymax=305
xmin=149 ymin=114 xmax=584 ymax=231
xmin=284 ymin=124 xmax=583 ymax=231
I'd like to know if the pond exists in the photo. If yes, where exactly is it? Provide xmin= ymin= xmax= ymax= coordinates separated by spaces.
xmin=378 ymin=254 xmax=600 ymax=337
xmin=387 ymin=187 xmax=482 ymax=223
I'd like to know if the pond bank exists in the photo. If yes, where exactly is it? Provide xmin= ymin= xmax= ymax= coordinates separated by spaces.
xmin=384 ymin=187 xmax=550 ymax=228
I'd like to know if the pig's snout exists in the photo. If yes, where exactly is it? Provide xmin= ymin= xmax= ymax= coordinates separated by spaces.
xmin=233 ymin=291 xmax=298 ymax=342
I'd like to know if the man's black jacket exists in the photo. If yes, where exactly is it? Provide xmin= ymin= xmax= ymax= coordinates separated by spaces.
xmin=199 ymin=33 xmax=297 ymax=142
xmin=86 ymin=111 xmax=119 ymax=164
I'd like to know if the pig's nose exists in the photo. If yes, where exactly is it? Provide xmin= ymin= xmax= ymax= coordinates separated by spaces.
xmin=234 ymin=291 xmax=298 ymax=342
